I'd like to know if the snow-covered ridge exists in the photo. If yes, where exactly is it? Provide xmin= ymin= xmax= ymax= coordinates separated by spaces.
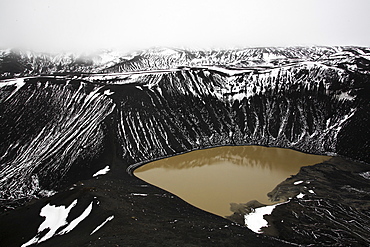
xmin=1 ymin=46 xmax=369 ymax=79
xmin=102 ymin=46 xmax=370 ymax=73
xmin=0 ymin=49 xmax=126 ymax=79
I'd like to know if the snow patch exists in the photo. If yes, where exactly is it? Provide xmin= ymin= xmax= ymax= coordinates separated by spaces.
xmin=22 ymin=200 xmax=94 ymax=247
xmin=157 ymin=86 xmax=163 ymax=96
xmin=244 ymin=202 xmax=287 ymax=233
xmin=296 ymin=193 xmax=305 ymax=199
xmin=194 ymin=66 xmax=254 ymax=76
xmin=294 ymin=181 xmax=304 ymax=185
xmin=232 ymin=92 xmax=247 ymax=101
xmin=1 ymin=78 xmax=26 ymax=101
xmin=103 ymin=89 xmax=114 ymax=95
xmin=22 ymin=200 xmax=78 ymax=247
xmin=93 ymin=165 xmax=110 ymax=177
xmin=0 ymin=78 xmax=25 ymax=89
xmin=262 ymin=53 xmax=285 ymax=61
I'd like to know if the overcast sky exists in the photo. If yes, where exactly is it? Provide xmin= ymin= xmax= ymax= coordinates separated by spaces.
xmin=0 ymin=0 xmax=369 ymax=52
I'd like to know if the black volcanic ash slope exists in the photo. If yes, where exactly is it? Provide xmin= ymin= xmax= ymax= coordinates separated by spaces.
xmin=120 ymin=65 xmax=368 ymax=167
xmin=0 ymin=46 xmax=369 ymax=246
xmin=0 ymin=79 xmax=115 ymax=206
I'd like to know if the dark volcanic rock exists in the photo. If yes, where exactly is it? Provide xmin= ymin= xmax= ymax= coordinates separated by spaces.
xmin=264 ymin=157 xmax=370 ymax=246
xmin=0 ymin=46 xmax=369 ymax=246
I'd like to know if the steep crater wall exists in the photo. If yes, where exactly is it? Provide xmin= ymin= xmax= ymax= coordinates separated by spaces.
xmin=0 ymin=62 xmax=369 ymax=207
xmin=115 ymin=67 xmax=368 ymax=171
xmin=0 ymin=54 xmax=369 ymax=246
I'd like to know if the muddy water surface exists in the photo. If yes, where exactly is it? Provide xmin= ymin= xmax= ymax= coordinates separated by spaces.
xmin=134 ymin=146 xmax=330 ymax=217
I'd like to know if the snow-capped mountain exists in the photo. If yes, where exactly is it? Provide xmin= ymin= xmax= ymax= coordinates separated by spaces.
xmin=0 ymin=49 xmax=128 ymax=78
xmin=1 ymin=46 xmax=369 ymax=79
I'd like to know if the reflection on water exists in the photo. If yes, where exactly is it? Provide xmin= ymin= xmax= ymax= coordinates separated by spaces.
xmin=134 ymin=146 xmax=330 ymax=217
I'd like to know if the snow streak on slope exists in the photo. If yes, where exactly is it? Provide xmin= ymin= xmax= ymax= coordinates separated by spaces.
xmin=90 ymin=215 xmax=115 ymax=235
xmin=118 ymin=66 xmax=362 ymax=171
xmin=0 ymin=80 xmax=115 ymax=205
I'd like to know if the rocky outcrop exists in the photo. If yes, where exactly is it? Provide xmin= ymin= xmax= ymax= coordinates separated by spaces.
xmin=264 ymin=157 xmax=370 ymax=246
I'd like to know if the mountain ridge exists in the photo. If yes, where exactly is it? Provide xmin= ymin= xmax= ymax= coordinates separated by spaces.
xmin=1 ymin=46 xmax=369 ymax=79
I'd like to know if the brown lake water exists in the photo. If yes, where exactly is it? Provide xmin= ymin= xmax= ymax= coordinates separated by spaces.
xmin=134 ymin=146 xmax=330 ymax=217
